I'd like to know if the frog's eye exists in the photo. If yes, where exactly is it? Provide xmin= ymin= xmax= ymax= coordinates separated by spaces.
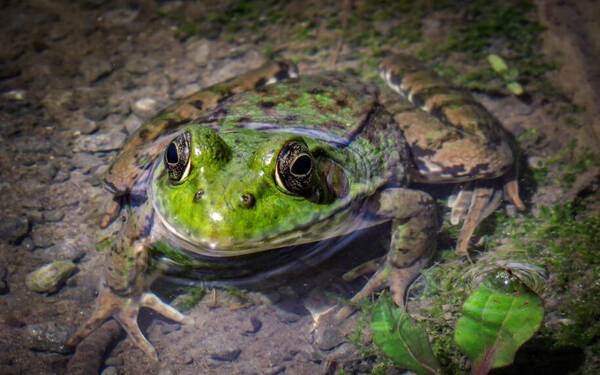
xmin=164 ymin=131 xmax=191 ymax=183
xmin=275 ymin=140 xmax=314 ymax=195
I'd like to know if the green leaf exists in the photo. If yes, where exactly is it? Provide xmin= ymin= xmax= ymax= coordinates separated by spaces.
xmin=455 ymin=271 xmax=544 ymax=375
xmin=487 ymin=54 xmax=508 ymax=73
xmin=372 ymin=293 xmax=441 ymax=375
xmin=506 ymin=81 xmax=524 ymax=96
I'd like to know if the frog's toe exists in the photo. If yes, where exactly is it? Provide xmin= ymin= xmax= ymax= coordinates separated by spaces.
xmin=69 ymin=290 xmax=191 ymax=361
xmin=114 ymin=303 xmax=159 ymax=361
xmin=67 ymin=289 xmax=122 ymax=348
xmin=140 ymin=292 xmax=194 ymax=325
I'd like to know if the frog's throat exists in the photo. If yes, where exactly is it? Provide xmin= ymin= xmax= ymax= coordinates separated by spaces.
xmin=151 ymin=198 xmax=383 ymax=258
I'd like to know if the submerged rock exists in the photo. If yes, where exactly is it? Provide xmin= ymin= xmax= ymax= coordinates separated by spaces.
xmin=25 ymin=260 xmax=78 ymax=293
xmin=23 ymin=321 xmax=71 ymax=353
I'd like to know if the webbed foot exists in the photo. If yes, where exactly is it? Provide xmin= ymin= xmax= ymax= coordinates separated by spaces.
xmin=68 ymin=289 xmax=193 ymax=361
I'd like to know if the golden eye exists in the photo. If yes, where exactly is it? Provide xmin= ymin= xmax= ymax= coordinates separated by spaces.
xmin=164 ymin=131 xmax=191 ymax=183
xmin=275 ymin=140 xmax=314 ymax=196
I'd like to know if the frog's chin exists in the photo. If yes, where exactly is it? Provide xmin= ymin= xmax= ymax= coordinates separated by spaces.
xmin=152 ymin=202 xmax=378 ymax=258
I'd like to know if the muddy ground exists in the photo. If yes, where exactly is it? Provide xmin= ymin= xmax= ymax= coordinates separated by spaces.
xmin=1 ymin=1 xmax=599 ymax=374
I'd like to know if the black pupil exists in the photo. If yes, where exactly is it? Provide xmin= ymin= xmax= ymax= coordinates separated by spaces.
xmin=291 ymin=154 xmax=312 ymax=175
xmin=166 ymin=143 xmax=178 ymax=164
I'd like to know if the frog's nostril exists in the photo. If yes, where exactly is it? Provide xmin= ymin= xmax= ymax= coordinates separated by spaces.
xmin=240 ymin=193 xmax=255 ymax=208
xmin=193 ymin=190 xmax=204 ymax=202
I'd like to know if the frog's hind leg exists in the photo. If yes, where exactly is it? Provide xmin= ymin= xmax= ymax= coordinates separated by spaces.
xmin=378 ymin=53 xmax=524 ymax=255
xmin=337 ymin=187 xmax=438 ymax=318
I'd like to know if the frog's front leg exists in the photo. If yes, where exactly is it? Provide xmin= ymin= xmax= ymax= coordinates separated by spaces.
xmin=337 ymin=187 xmax=438 ymax=318
xmin=68 ymin=239 xmax=191 ymax=361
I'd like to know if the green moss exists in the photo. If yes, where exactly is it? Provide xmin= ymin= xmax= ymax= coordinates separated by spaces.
xmin=174 ymin=286 xmax=207 ymax=312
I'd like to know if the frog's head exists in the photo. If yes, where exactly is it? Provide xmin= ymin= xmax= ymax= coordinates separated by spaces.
xmin=151 ymin=126 xmax=366 ymax=256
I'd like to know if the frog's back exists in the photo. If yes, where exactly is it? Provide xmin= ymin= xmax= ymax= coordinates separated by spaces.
xmin=198 ymin=72 xmax=410 ymax=186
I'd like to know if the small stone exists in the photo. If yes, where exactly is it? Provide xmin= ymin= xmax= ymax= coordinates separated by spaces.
xmin=186 ymin=39 xmax=211 ymax=66
xmin=132 ymin=97 xmax=158 ymax=118
xmin=0 ymin=265 xmax=7 ymax=294
xmin=20 ymin=237 xmax=35 ymax=251
xmin=124 ymin=114 xmax=142 ymax=135
xmin=210 ymin=347 xmax=241 ymax=362
xmin=23 ymin=321 xmax=71 ymax=353
xmin=158 ymin=369 xmax=174 ymax=375
xmin=104 ymin=356 xmax=123 ymax=366
xmin=100 ymin=366 xmax=119 ymax=375
xmin=242 ymin=316 xmax=262 ymax=336
xmin=38 ymin=163 xmax=58 ymax=183
xmin=31 ymin=228 xmax=54 ymax=249
xmin=0 ymin=214 xmax=29 ymax=243
xmin=79 ymin=119 xmax=100 ymax=135
xmin=84 ymin=105 xmax=110 ymax=121
xmin=3 ymin=89 xmax=26 ymax=101
xmin=53 ymin=169 xmax=70 ymax=183
xmin=25 ymin=260 xmax=78 ymax=293
xmin=42 ymin=210 xmax=65 ymax=223
xmin=98 ymin=8 xmax=139 ymax=28
xmin=79 ymin=55 xmax=114 ymax=83
xmin=124 ymin=55 xmax=158 ymax=74
xmin=527 ymin=156 xmax=545 ymax=169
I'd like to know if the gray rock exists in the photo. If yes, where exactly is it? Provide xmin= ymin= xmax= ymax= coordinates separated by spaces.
xmin=84 ymin=105 xmax=110 ymax=121
xmin=124 ymin=55 xmax=158 ymax=74
xmin=0 ymin=214 xmax=29 ymax=243
xmin=79 ymin=55 xmax=114 ymax=83
xmin=186 ymin=39 xmax=211 ymax=66
xmin=210 ymin=347 xmax=241 ymax=362
xmin=38 ymin=163 xmax=58 ymax=184
xmin=98 ymin=8 xmax=139 ymax=28
xmin=53 ymin=169 xmax=71 ymax=183
xmin=42 ymin=210 xmax=65 ymax=223
xmin=20 ymin=237 xmax=35 ymax=251
xmin=0 ymin=265 xmax=7 ymax=294
xmin=25 ymin=260 xmax=78 ymax=293
xmin=31 ymin=228 xmax=54 ymax=249
xmin=100 ymin=366 xmax=119 ymax=375
xmin=123 ymin=114 xmax=142 ymax=135
xmin=132 ymin=97 xmax=158 ymax=118
xmin=23 ymin=321 xmax=71 ymax=353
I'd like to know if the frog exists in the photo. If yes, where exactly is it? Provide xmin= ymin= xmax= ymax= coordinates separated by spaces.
xmin=67 ymin=54 xmax=524 ymax=361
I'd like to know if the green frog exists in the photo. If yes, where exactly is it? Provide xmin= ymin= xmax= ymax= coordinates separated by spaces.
xmin=68 ymin=54 xmax=523 ymax=360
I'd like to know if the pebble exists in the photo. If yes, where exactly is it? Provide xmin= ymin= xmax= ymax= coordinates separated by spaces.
xmin=186 ymin=39 xmax=211 ymax=66
xmin=527 ymin=156 xmax=545 ymax=169
xmin=25 ymin=260 xmax=78 ymax=293
xmin=100 ymin=366 xmax=119 ymax=375
xmin=123 ymin=113 xmax=142 ymax=135
xmin=124 ymin=55 xmax=158 ymax=74
xmin=242 ymin=316 xmax=262 ymax=336
xmin=0 ymin=265 xmax=7 ymax=294
xmin=98 ymin=8 xmax=139 ymax=28
xmin=84 ymin=105 xmax=110 ymax=121
xmin=42 ymin=210 xmax=65 ymax=223
xmin=79 ymin=55 xmax=114 ymax=83
xmin=31 ymin=228 xmax=55 ymax=249
xmin=22 ymin=321 xmax=71 ymax=353
xmin=0 ymin=214 xmax=30 ymax=243
xmin=133 ymin=97 xmax=158 ymax=118
xmin=3 ymin=89 xmax=26 ymax=101
xmin=210 ymin=347 xmax=241 ymax=362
